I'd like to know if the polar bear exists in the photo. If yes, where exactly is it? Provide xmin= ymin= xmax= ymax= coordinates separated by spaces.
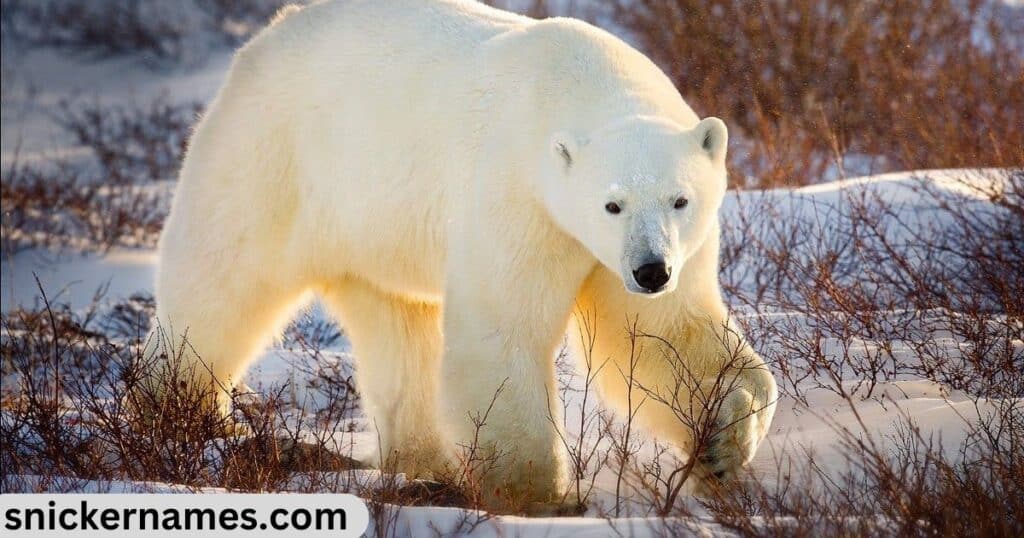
xmin=155 ymin=0 xmax=777 ymax=508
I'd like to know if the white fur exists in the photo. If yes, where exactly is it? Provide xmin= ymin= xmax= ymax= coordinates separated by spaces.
xmin=155 ymin=0 xmax=777 ymax=505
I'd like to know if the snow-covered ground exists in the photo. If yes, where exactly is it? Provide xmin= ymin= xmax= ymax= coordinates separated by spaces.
xmin=2 ymin=13 xmax=1020 ymax=537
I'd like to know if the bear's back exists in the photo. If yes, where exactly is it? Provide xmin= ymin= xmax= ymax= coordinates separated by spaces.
xmin=251 ymin=0 xmax=529 ymax=61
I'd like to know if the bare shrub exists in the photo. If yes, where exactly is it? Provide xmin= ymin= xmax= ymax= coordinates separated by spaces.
xmin=608 ymin=0 xmax=1024 ymax=187
xmin=0 ymin=96 xmax=201 ymax=253
xmin=0 ymin=0 xmax=299 ymax=65
xmin=99 ymin=292 xmax=155 ymax=340
xmin=547 ymin=307 xmax=613 ymax=513
xmin=697 ymin=397 xmax=1024 ymax=537
xmin=441 ymin=379 xmax=511 ymax=510
xmin=0 ymin=0 xmax=208 ymax=64
xmin=604 ymin=321 xmax=648 ymax=518
xmin=610 ymin=322 xmax=770 ymax=516
xmin=54 ymin=96 xmax=202 ymax=185
xmin=679 ymin=168 xmax=1023 ymax=532
xmin=0 ymin=158 xmax=167 ymax=253
xmin=1 ymin=281 xmax=363 ymax=494
xmin=719 ymin=169 xmax=1023 ymax=403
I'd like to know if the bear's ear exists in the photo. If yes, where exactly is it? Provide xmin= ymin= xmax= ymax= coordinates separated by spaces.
xmin=549 ymin=131 xmax=580 ymax=172
xmin=695 ymin=117 xmax=728 ymax=162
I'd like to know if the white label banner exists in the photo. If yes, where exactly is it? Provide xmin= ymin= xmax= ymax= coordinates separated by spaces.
xmin=0 ymin=493 xmax=370 ymax=536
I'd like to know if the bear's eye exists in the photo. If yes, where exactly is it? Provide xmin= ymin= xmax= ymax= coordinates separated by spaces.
xmin=674 ymin=197 xmax=689 ymax=210
xmin=605 ymin=202 xmax=622 ymax=215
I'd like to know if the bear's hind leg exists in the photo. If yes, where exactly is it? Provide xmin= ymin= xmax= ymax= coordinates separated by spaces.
xmin=154 ymin=258 xmax=306 ymax=414
xmin=320 ymin=280 xmax=445 ymax=478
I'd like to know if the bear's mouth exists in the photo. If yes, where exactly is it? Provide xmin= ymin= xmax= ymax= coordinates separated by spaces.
xmin=623 ymin=277 xmax=674 ymax=297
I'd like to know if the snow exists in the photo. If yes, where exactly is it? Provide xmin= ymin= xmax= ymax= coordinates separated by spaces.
xmin=2 ymin=14 xmax=1019 ymax=537
xmin=8 ymin=475 xmax=229 ymax=494
xmin=2 ymin=248 xmax=156 ymax=311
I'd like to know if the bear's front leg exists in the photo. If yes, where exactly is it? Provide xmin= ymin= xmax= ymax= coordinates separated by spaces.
xmin=586 ymin=304 xmax=778 ymax=497
xmin=440 ymin=315 xmax=565 ymax=510
xmin=438 ymin=224 xmax=593 ymax=512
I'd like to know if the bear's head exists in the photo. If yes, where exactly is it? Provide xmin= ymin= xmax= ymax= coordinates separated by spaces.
xmin=543 ymin=115 xmax=728 ymax=296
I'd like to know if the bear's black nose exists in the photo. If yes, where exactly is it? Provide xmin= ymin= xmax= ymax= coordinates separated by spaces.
xmin=633 ymin=262 xmax=671 ymax=292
